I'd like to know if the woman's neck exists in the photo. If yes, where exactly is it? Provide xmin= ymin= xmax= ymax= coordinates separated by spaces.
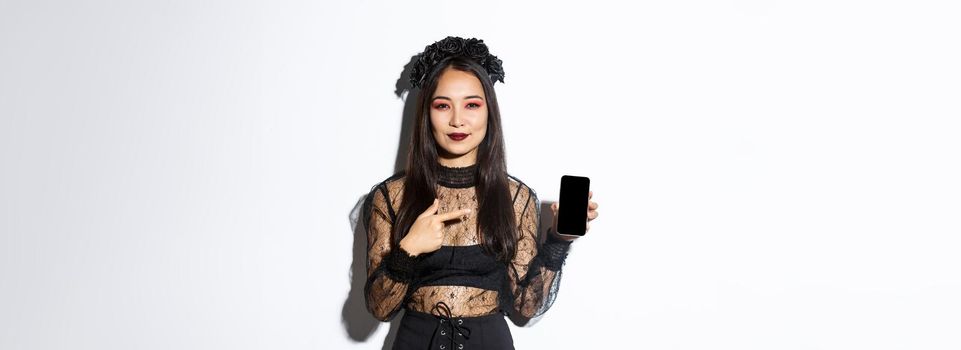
xmin=437 ymin=149 xmax=478 ymax=168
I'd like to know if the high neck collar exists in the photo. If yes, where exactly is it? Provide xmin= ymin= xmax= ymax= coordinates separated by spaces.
xmin=437 ymin=162 xmax=478 ymax=188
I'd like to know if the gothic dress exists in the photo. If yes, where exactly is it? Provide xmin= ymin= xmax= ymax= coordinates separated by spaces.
xmin=362 ymin=163 xmax=573 ymax=350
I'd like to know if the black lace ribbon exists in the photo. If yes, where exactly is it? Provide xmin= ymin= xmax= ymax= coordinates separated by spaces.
xmin=431 ymin=301 xmax=472 ymax=349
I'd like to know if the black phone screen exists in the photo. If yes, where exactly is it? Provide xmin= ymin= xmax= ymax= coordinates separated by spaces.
xmin=556 ymin=175 xmax=590 ymax=236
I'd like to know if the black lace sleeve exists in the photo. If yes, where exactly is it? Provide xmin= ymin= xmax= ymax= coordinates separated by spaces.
xmin=361 ymin=180 xmax=419 ymax=321
xmin=506 ymin=184 xmax=573 ymax=319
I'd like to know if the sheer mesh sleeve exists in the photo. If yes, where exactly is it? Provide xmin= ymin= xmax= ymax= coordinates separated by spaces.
xmin=506 ymin=183 xmax=573 ymax=319
xmin=362 ymin=180 xmax=418 ymax=321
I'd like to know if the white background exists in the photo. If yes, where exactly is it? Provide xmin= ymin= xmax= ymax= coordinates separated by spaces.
xmin=2 ymin=0 xmax=960 ymax=349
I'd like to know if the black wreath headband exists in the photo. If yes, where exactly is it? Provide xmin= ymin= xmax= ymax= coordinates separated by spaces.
xmin=408 ymin=36 xmax=505 ymax=89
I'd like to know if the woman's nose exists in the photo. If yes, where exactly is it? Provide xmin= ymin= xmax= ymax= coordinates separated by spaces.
xmin=449 ymin=107 xmax=463 ymax=127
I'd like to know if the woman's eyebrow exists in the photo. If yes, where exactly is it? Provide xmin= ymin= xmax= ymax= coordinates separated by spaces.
xmin=432 ymin=95 xmax=485 ymax=101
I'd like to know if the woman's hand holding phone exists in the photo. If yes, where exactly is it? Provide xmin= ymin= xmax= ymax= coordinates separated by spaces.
xmin=400 ymin=198 xmax=472 ymax=256
xmin=550 ymin=190 xmax=600 ymax=242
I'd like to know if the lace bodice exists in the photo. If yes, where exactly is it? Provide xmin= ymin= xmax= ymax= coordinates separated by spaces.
xmin=362 ymin=163 xmax=572 ymax=320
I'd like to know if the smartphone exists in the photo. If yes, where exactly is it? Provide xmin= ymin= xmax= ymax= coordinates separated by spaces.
xmin=556 ymin=175 xmax=590 ymax=236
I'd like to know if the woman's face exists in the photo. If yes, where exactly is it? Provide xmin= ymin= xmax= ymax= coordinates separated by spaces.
xmin=429 ymin=68 xmax=488 ymax=167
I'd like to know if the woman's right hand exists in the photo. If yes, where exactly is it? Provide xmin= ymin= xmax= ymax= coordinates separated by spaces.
xmin=399 ymin=198 xmax=472 ymax=256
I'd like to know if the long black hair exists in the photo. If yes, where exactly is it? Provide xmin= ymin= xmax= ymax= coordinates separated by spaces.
xmin=391 ymin=55 xmax=517 ymax=263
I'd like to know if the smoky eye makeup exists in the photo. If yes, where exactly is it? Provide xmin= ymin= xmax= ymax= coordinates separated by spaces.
xmin=431 ymin=97 xmax=485 ymax=110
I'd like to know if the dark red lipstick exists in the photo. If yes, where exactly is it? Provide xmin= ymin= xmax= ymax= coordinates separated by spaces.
xmin=448 ymin=133 xmax=468 ymax=141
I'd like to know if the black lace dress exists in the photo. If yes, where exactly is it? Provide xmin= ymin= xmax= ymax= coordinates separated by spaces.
xmin=362 ymin=163 xmax=573 ymax=350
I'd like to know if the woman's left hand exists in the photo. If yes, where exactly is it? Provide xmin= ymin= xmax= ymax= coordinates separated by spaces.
xmin=550 ymin=191 xmax=599 ymax=242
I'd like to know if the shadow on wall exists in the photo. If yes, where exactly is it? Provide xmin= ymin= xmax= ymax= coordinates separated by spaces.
xmin=339 ymin=55 xmax=421 ymax=350
xmin=342 ymin=196 xmax=402 ymax=350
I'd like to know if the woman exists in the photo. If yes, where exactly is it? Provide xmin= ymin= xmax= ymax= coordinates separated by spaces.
xmin=361 ymin=36 xmax=600 ymax=350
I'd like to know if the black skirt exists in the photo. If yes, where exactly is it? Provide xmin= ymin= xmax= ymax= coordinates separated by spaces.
xmin=392 ymin=303 xmax=515 ymax=350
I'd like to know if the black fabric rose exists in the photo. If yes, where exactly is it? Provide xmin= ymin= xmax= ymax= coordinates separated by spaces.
xmin=424 ymin=49 xmax=441 ymax=65
xmin=485 ymin=55 xmax=505 ymax=84
xmin=409 ymin=64 xmax=424 ymax=87
xmin=465 ymin=38 xmax=489 ymax=58
xmin=437 ymin=36 xmax=465 ymax=54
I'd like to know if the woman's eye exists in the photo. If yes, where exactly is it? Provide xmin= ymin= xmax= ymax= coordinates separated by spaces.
xmin=434 ymin=102 xmax=481 ymax=110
